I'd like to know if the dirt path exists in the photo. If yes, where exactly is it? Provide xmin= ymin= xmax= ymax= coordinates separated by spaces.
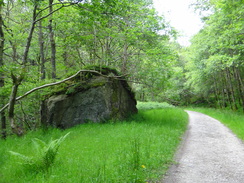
xmin=163 ymin=111 xmax=244 ymax=183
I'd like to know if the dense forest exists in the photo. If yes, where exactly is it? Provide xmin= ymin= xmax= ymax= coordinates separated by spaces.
xmin=0 ymin=0 xmax=243 ymax=137
xmin=186 ymin=0 xmax=244 ymax=111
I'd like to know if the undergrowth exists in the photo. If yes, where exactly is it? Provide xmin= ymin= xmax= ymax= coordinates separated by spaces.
xmin=0 ymin=103 xmax=188 ymax=183
xmin=186 ymin=107 xmax=244 ymax=140
xmin=9 ymin=132 xmax=70 ymax=173
xmin=137 ymin=101 xmax=174 ymax=110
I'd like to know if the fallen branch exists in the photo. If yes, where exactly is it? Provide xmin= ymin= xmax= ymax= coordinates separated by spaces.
xmin=0 ymin=69 xmax=126 ymax=113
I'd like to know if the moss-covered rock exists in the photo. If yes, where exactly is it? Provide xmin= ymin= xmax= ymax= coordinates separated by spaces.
xmin=41 ymin=67 xmax=137 ymax=129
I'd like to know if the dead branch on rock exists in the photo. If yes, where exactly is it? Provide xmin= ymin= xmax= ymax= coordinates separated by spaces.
xmin=0 ymin=69 xmax=127 ymax=113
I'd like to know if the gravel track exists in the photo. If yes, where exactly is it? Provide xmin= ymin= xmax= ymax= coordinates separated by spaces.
xmin=163 ymin=111 xmax=244 ymax=183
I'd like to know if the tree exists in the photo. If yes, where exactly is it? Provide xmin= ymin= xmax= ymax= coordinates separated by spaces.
xmin=1 ymin=0 xmax=81 ymax=136
xmin=185 ymin=0 xmax=244 ymax=111
xmin=0 ymin=0 xmax=178 ymax=137
xmin=48 ymin=0 xmax=56 ymax=79
xmin=0 ymin=0 xmax=6 ymax=139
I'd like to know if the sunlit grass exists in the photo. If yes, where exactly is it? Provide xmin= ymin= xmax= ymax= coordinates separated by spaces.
xmin=186 ymin=107 xmax=244 ymax=140
xmin=137 ymin=101 xmax=174 ymax=110
xmin=0 ymin=105 xmax=188 ymax=183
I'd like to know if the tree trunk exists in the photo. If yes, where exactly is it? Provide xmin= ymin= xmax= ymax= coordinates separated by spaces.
xmin=92 ymin=23 xmax=98 ymax=65
xmin=213 ymin=75 xmax=221 ymax=108
xmin=222 ymin=70 xmax=231 ymax=108
xmin=1 ymin=112 xmax=6 ymax=139
xmin=226 ymin=67 xmax=237 ymax=110
xmin=121 ymin=42 xmax=128 ymax=74
xmin=0 ymin=4 xmax=6 ymax=139
xmin=23 ymin=5 xmax=37 ymax=65
xmin=0 ymin=4 xmax=4 ymax=88
xmin=38 ymin=16 xmax=46 ymax=80
xmin=234 ymin=67 xmax=244 ymax=110
xmin=49 ymin=0 xmax=56 ymax=79
xmin=9 ymin=74 xmax=24 ymax=136
xmin=217 ymin=74 xmax=225 ymax=108
xmin=7 ymin=5 xmax=38 ymax=136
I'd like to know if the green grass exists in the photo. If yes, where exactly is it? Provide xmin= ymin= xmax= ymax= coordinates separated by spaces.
xmin=137 ymin=101 xmax=174 ymax=110
xmin=186 ymin=107 xmax=244 ymax=140
xmin=0 ymin=105 xmax=188 ymax=183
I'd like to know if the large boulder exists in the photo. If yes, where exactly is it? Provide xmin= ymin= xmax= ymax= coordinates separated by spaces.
xmin=41 ymin=67 xmax=137 ymax=129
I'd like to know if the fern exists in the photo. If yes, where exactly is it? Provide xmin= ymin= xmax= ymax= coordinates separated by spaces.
xmin=9 ymin=132 xmax=70 ymax=172
xmin=9 ymin=151 xmax=34 ymax=165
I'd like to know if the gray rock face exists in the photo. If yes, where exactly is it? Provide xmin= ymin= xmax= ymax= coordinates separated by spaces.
xmin=41 ymin=75 xmax=137 ymax=129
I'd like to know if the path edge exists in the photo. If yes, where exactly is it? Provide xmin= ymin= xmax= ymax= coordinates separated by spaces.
xmin=161 ymin=110 xmax=192 ymax=183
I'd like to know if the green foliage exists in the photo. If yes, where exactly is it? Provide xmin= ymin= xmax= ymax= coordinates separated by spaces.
xmin=0 ymin=0 xmax=179 ymax=136
xmin=83 ymin=65 xmax=120 ymax=76
xmin=0 ymin=106 xmax=188 ymax=182
xmin=9 ymin=132 xmax=70 ymax=172
xmin=183 ymin=0 xmax=244 ymax=110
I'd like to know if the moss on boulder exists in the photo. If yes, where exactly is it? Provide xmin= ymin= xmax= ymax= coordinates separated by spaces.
xmin=41 ymin=66 xmax=137 ymax=128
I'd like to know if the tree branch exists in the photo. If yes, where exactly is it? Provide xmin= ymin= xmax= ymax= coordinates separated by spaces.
xmin=35 ymin=1 xmax=78 ymax=19
xmin=34 ymin=3 xmax=75 ymax=23
xmin=0 ymin=70 xmax=126 ymax=113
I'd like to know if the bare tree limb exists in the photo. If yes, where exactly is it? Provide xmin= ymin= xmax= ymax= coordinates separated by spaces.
xmin=23 ymin=4 xmax=38 ymax=65
xmin=34 ymin=3 xmax=75 ymax=23
xmin=35 ymin=1 xmax=80 ymax=19
xmin=0 ymin=70 xmax=126 ymax=113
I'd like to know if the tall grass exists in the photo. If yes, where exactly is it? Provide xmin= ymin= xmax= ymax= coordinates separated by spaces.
xmin=0 ymin=106 xmax=188 ymax=183
xmin=187 ymin=107 xmax=244 ymax=140
xmin=137 ymin=101 xmax=174 ymax=110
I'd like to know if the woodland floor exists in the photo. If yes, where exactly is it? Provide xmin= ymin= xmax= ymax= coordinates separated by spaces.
xmin=162 ymin=111 xmax=244 ymax=183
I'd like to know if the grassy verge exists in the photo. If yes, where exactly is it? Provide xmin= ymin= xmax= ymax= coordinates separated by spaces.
xmin=0 ymin=104 xmax=188 ymax=183
xmin=137 ymin=101 xmax=174 ymax=110
xmin=186 ymin=107 xmax=244 ymax=140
